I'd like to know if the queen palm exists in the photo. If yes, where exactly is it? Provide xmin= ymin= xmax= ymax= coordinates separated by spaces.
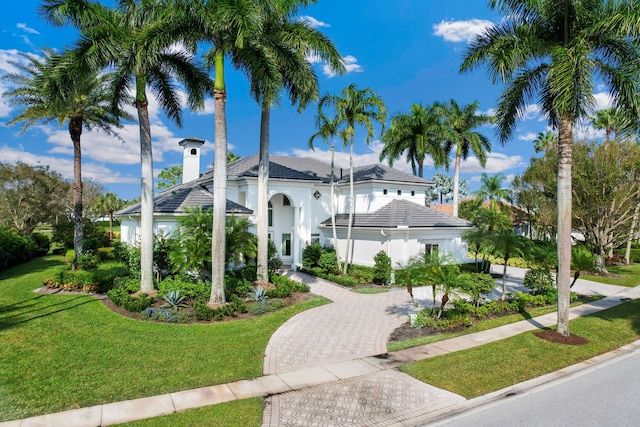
xmin=319 ymin=84 xmax=387 ymax=274
xmin=475 ymin=172 xmax=511 ymax=211
xmin=440 ymin=99 xmax=492 ymax=218
xmin=533 ymin=131 xmax=557 ymax=153
xmin=309 ymin=112 xmax=348 ymax=272
xmin=461 ymin=0 xmax=640 ymax=335
xmin=43 ymin=0 xmax=212 ymax=292
xmin=244 ymin=4 xmax=344 ymax=283
xmin=3 ymin=48 xmax=129 ymax=268
xmin=380 ymin=102 xmax=448 ymax=178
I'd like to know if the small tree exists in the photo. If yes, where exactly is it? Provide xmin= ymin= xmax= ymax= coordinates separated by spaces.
xmin=372 ymin=251 xmax=392 ymax=285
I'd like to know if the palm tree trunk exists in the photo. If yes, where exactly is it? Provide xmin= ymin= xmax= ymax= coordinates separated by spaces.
xmin=108 ymin=212 xmax=114 ymax=240
xmin=330 ymin=141 xmax=342 ymax=272
xmin=137 ymin=96 xmax=154 ymax=294
xmin=210 ymin=50 xmax=227 ymax=306
xmin=452 ymin=144 xmax=462 ymax=217
xmin=625 ymin=196 xmax=640 ymax=264
xmin=343 ymin=137 xmax=355 ymax=275
xmin=69 ymin=116 xmax=83 ymax=270
xmin=257 ymin=108 xmax=270 ymax=283
xmin=556 ymin=118 xmax=573 ymax=336
xmin=501 ymin=254 xmax=509 ymax=300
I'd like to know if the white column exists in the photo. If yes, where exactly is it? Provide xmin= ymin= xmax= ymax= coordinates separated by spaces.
xmin=292 ymin=206 xmax=301 ymax=269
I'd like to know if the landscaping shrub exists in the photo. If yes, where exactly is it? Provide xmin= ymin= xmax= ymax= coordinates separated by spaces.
xmin=52 ymin=219 xmax=110 ymax=251
xmin=348 ymin=264 xmax=375 ymax=284
xmin=106 ymin=288 xmax=154 ymax=313
xmin=318 ymin=252 xmax=339 ymax=275
xmin=0 ymin=227 xmax=29 ymax=269
xmin=302 ymin=242 xmax=323 ymax=268
xmin=140 ymin=307 xmax=191 ymax=322
xmin=112 ymin=276 xmax=141 ymax=293
xmin=29 ymin=232 xmax=51 ymax=256
xmin=97 ymin=247 xmax=114 ymax=261
xmin=373 ymin=251 xmax=392 ymax=285
xmin=458 ymin=273 xmax=495 ymax=305
xmin=158 ymin=276 xmax=210 ymax=301
xmin=523 ymin=268 xmax=555 ymax=294
xmin=224 ymin=276 xmax=252 ymax=300
xmin=77 ymin=253 xmax=99 ymax=270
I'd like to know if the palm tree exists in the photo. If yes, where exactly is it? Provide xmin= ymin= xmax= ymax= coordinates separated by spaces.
xmin=533 ymin=131 xmax=557 ymax=153
xmin=3 ymin=48 xmax=129 ymax=269
xmin=244 ymin=4 xmax=344 ymax=284
xmin=42 ymin=0 xmax=213 ymax=292
xmin=461 ymin=0 xmax=640 ymax=335
xmin=440 ymin=99 xmax=492 ymax=217
xmin=570 ymin=246 xmax=594 ymax=288
xmin=309 ymin=112 xmax=348 ymax=273
xmin=486 ymin=230 xmax=530 ymax=299
xmin=225 ymin=216 xmax=258 ymax=267
xmin=379 ymin=103 xmax=448 ymax=178
xmin=94 ymin=192 xmax=125 ymax=239
xmin=474 ymin=173 xmax=511 ymax=211
xmin=318 ymin=84 xmax=387 ymax=274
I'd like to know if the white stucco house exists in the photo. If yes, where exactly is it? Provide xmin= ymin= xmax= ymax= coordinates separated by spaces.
xmin=116 ymin=137 xmax=474 ymax=269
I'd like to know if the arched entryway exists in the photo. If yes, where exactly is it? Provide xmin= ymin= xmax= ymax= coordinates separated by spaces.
xmin=268 ymin=193 xmax=296 ymax=267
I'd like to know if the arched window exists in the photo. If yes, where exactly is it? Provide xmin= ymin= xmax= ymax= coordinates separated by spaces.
xmin=283 ymin=195 xmax=291 ymax=206
xmin=190 ymin=148 xmax=197 ymax=155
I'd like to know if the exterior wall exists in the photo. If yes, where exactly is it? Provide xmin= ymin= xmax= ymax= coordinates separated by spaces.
xmin=336 ymin=182 xmax=428 ymax=214
xmin=119 ymin=215 xmax=181 ymax=245
xmin=322 ymin=227 xmax=470 ymax=269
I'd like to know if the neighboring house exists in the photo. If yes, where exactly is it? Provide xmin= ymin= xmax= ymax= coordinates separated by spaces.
xmin=117 ymin=137 xmax=473 ymax=269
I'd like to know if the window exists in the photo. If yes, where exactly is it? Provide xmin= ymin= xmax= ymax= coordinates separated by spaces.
xmin=190 ymin=148 xmax=197 ymax=155
xmin=283 ymin=195 xmax=291 ymax=206
xmin=383 ymin=189 xmax=388 ymax=195
xmin=311 ymin=233 xmax=320 ymax=244
xmin=397 ymin=190 xmax=402 ymax=195
xmin=282 ymin=233 xmax=291 ymax=256
xmin=313 ymin=190 xmax=321 ymax=200
xmin=411 ymin=190 xmax=415 ymax=196
xmin=425 ymin=243 xmax=439 ymax=255
xmin=268 ymin=201 xmax=273 ymax=227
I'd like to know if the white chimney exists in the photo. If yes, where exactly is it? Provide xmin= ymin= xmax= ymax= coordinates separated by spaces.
xmin=179 ymin=137 xmax=205 ymax=184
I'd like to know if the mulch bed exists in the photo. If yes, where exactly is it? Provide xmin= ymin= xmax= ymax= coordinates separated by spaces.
xmin=535 ymin=330 xmax=589 ymax=345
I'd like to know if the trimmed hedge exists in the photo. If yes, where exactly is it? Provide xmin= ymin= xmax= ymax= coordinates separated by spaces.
xmin=0 ymin=227 xmax=50 ymax=270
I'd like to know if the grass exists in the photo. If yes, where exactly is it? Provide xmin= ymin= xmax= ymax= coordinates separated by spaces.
xmin=400 ymin=299 xmax=640 ymax=399
xmin=115 ymin=398 xmax=263 ymax=427
xmin=0 ymin=256 xmax=330 ymax=422
xmin=352 ymin=287 xmax=389 ymax=294
xmin=581 ymin=263 xmax=640 ymax=287
xmin=387 ymin=295 xmax=603 ymax=352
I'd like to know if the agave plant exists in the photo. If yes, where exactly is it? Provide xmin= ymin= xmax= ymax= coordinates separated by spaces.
xmin=252 ymin=286 xmax=269 ymax=303
xmin=160 ymin=290 xmax=187 ymax=311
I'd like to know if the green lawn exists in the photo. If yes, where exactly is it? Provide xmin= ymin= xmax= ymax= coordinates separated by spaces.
xmin=116 ymin=398 xmax=263 ymax=427
xmin=352 ymin=287 xmax=389 ymax=294
xmin=0 ymin=256 xmax=329 ymax=422
xmin=400 ymin=299 xmax=640 ymax=399
xmin=581 ymin=263 xmax=640 ymax=287
xmin=387 ymin=295 xmax=602 ymax=352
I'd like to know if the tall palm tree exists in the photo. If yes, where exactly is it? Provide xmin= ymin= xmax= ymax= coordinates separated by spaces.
xmin=486 ymin=230 xmax=529 ymax=299
xmin=94 ymin=192 xmax=125 ymax=239
xmin=461 ymin=0 xmax=640 ymax=336
xmin=440 ymin=99 xmax=492 ymax=217
xmin=379 ymin=102 xmax=448 ymax=178
xmin=244 ymin=3 xmax=344 ymax=284
xmin=309 ymin=112 xmax=348 ymax=272
xmin=533 ymin=131 xmax=557 ymax=153
xmin=318 ymin=84 xmax=387 ymax=274
xmin=474 ymin=172 xmax=511 ymax=211
xmin=42 ymin=0 xmax=213 ymax=292
xmin=3 ymin=48 xmax=129 ymax=269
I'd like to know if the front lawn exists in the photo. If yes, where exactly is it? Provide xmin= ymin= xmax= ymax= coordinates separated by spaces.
xmin=400 ymin=299 xmax=640 ymax=398
xmin=581 ymin=263 xmax=640 ymax=287
xmin=0 ymin=256 xmax=329 ymax=422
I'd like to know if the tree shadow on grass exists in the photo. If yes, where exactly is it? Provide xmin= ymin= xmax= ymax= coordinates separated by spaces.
xmin=0 ymin=296 xmax=99 ymax=332
xmin=0 ymin=256 xmax=66 ymax=281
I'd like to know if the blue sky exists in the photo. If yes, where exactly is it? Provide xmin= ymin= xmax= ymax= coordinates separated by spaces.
xmin=0 ymin=0 xmax=610 ymax=201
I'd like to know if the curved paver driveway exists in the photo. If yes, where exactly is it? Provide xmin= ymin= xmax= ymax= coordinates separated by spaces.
xmin=263 ymin=272 xmax=412 ymax=375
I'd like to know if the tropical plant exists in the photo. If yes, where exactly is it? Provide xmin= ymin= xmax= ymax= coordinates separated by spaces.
xmin=380 ymin=102 xmax=448 ymax=178
xmin=225 ymin=215 xmax=257 ymax=268
xmin=485 ymin=230 xmax=530 ymax=299
xmin=94 ymin=192 xmax=125 ymax=239
xmin=533 ymin=131 xmax=557 ymax=154
xmin=440 ymin=99 xmax=492 ymax=217
xmin=427 ymin=173 xmax=470 ymax=205
xmin=461 ymin=0 xmax=640 ymax=335
xmin=318 ymin=84 xmax=387 ymax=274
xmin=474 ymin=173 xmax=511 ymax=211
xmin=160 ymin=290 xmax=188 ymax=311
xmin=3 ymin=48 xmax=129 ymax=267
xmin=570 ymin=246 xmax=594 ymax=288
xmin=42 ymin=0 xmax=213 ymax=292
xmin=372 ymin=251 xmax=392 ymax=285
xmin=170 ymin=207 xmax=213 ymax=282
xmin=249 ymin=2 xmax=344 ymax=284
xmin=251 ymin=286 xmax=269 ymax=303
xmin=309 ymin=112 xmax=348 ymax=272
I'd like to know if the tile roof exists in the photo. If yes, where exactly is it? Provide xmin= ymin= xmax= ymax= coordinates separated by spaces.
xmin=198 ymin=154 xmax=432 ymax=186
xmin=115 ymin=182 xmax=252 ymax=216
xmin=320 ymin=199 xmax=473 ymax=229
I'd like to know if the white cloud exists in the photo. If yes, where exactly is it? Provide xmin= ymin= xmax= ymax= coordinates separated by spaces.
xmin=518 ymin=132 xmax=538 ymax=141
xmin=0 ymin=145 xmax=138 ymax=184
xmin=299 ymin=15 xmax=330 ymax=28
xmin=323 ymin=55 xmax=363 ymax=78
xmin=593 ymin=91 xmax=613 ymax=110
xmin=522 ymin=104 xmax=541 ymax=120
xmin=193 ymin=98 xmax=215 ymax=115
xmin=459 ymin=152 xmax=525 ymax=174
xmin=16 ymin=23 xmax=39 ymax=34
xmin=433 ymin=19 xmax=493 ymax=43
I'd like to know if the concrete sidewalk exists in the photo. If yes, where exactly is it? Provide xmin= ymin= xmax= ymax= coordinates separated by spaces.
xmin=3 ymin=270 xmax=639 ymax=427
